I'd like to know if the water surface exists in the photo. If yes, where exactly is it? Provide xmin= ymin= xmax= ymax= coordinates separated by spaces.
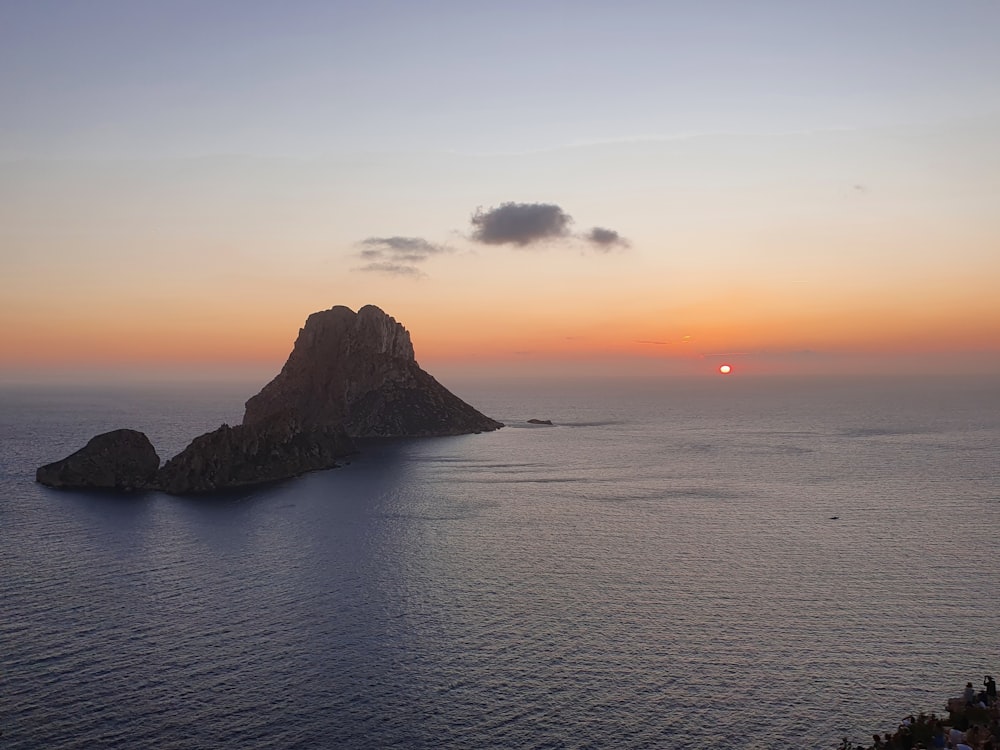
xmin=2 ymin=375 xmax=997 ymax=748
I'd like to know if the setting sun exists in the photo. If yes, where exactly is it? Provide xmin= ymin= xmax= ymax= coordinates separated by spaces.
xmin=719 ymin=364 xmax=732 ymax=375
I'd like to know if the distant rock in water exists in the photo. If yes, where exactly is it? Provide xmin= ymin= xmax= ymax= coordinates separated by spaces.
xmin=36 ymin=429 xmax=160 ymax=490
xmin=526 ymin=418 xmax=553 ymax=425
xmin=36 ymin=304 xmax=503 ymax=494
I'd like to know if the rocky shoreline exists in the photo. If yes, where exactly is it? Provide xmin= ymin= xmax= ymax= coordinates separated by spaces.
xmin=842 ymin=678 xmax=998 ymax=749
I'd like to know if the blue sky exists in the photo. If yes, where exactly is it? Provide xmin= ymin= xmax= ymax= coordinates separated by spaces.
xmin=4 ymin=1 xmax=999 ymax=158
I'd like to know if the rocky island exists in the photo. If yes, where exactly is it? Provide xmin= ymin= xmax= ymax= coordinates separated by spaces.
xmin=37 ymin=305 xmax=503 ymax=494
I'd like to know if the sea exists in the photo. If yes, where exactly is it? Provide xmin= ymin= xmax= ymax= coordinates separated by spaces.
xmin=1 ymin=374 xmax=998 ymax=749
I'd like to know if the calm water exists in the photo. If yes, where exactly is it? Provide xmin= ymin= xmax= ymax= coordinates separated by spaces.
xmin=2 ymin=375 xmax=998 ymax=749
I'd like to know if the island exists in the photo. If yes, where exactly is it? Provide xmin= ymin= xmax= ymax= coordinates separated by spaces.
xmin=36 ymin=304 xmax=503 ymax=494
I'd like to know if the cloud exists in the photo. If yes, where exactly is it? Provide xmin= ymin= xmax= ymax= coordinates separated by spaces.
xmin=358 ymin=236 xmax=448 ymax=261
xmin=354 ymin=208 xmax=626 ymax=277
xmin=354 ymin=261 xmax=425 ymax=278
xmin=470 ymin=202 xmax=573 ymax=246
xmin=586 ymin=226 xmax=630 ymax=250
xmin=353 ymin=236 xmax=449 ymax=277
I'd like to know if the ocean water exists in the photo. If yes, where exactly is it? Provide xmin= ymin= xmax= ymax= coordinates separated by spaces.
xmin=1 ymin=375 xmax=998 ymax=749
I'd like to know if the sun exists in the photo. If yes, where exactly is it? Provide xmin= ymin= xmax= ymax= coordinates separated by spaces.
xmin=719 ymin=364 xmax=732 ymax=375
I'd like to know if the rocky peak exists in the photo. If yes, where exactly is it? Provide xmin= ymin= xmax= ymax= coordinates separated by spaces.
xmin=352 ymin=305 xmax=415 ymax=360
xmin=292 ymin=305 xmax=414 ymax=363
xmin=242 ymin=304 xmax=499 ymax=437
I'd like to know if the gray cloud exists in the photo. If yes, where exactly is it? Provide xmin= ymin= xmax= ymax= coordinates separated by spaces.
xmin=586 ymin=226 xmax=630 ymax=250
xmin=470 ymin=202 xmax=573 ymax=246
xmin=354 ymin=236 xmax=448 ymax=277
xmin=359 ymin=236 xmax=448 ymax=262
xmin=354 ymin=261 xmax=425 ymax=278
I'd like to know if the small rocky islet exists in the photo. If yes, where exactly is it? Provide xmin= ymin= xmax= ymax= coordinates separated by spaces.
xmin=36 ymin=304 xmax=503 ymax=494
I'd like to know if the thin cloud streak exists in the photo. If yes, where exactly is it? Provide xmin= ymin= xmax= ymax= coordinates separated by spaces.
xmin=353 ymin=235 xmax=449 ymax=277
xmin=358 ymin=236 xmax=449 ymax=261
xmin=353 ymin=261 xmax=425 ymax=278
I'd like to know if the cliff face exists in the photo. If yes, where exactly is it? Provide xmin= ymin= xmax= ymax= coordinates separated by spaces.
xmin=244 ymin=305 xmax=503 ymax=437
xmin=36 ymin=304 xmax=502 ymax=494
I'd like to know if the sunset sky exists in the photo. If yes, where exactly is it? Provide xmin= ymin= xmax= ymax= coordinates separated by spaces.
xmin=2 ymin=1 xmax=999 ymax=380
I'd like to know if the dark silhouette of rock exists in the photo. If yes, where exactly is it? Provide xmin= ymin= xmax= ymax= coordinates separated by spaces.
xmin=36 ymin=429 xmax=160 ymax=490
xmin=526 ymin=418 xmax=553 ymax=425
xmin=244 ymin=305 xmax=503 ymax=437
xmin=156 ymin=416 xmax=355 ymax=494
xmin=36 ymin=304 xmax=502 ymax=494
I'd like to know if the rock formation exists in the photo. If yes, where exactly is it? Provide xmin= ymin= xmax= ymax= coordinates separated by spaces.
xmin=244 ymin=305 xmax=503 ymax=437
xmin=36 ymin=304 xmax=502 ymax=494
xmin=156 ymin=417 xmax=354 ymax=494
xmin=36 ymin=429 xmax=160 ymax=490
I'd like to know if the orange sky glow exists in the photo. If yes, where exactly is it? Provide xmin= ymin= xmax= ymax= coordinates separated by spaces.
xmin=2 ymin=5 xmax=999 ymax=382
